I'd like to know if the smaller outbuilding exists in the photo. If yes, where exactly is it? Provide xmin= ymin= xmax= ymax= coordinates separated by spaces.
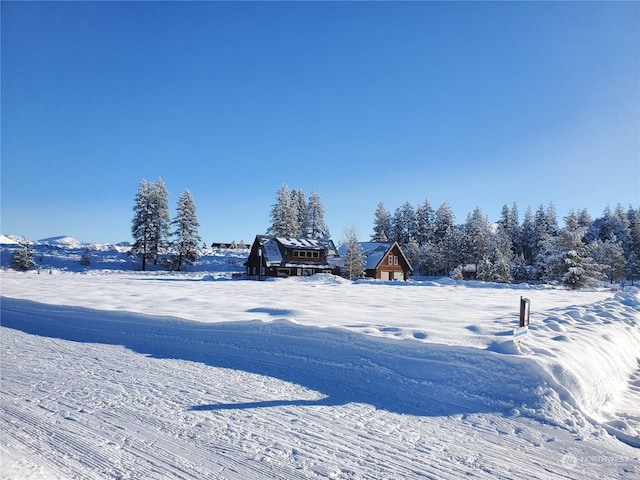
xmin=339 ymin=241 xmax=413 ymax=281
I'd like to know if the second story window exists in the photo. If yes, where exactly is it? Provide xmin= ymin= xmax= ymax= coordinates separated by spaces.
xmin=293 ymin=250 xmax=320 ymax=259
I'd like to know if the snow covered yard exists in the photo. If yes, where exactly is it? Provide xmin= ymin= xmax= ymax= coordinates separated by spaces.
xmin=1 ymin=269 xmax=639 ymax=479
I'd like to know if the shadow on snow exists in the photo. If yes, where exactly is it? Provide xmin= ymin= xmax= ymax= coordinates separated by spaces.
xmin=1 ymin=297 xmax=542 ymax=418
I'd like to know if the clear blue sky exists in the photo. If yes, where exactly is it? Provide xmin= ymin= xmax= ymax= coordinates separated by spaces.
xmin=2 ymin=1 xmax=639 ymax=245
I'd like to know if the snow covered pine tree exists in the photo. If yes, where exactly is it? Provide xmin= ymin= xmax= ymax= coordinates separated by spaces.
xmin=171 ymin=189 xmax=202 ymax=271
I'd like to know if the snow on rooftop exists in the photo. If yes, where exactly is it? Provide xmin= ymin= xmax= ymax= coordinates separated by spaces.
xmin=338 ymin=242 xmax=392 ymax=269
xmin=275 ymin=237 xmax=325 ymax=249
xmin=262 ymin=239 xmax=284 ymax=264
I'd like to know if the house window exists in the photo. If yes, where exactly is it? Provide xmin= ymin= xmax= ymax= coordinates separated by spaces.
xmin=388 ymin=255 xmax=393 ymax=265
xmin=394 ymin=256 xmax=398 ymax=265
xmin=293 ymin=249 xmax=321 ymax=259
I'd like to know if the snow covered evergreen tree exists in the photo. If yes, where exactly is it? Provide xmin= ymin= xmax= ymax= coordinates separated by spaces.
xmin=532 ymin=204 xmax=559 ymax=279
xmin=476 ymin=255 xmax=494 ymax=282
xmin=392 ymin=202 xmax=416 ymax=246
xmin=268 ymin=184 xmax=301 ymax=237
xmin=268 ymin=185 xmax=329 ymax=238
xmin=491 ymin=224 xmax=514 ymax=283
xmin=149 ymin=179 xmax=171 ymax=265
xmin=598 ymin=204 xmax=631 ymax=254
xmin=371 ymin=202 xmax=391 ymax=242
xmin=403 ymin=240 xmax=420 ymax=272
xmin=342 ymin=226 xmax=365 ymax=280
xmin=131 ymin=178 xmax=171 ymax=271
xmin=450 ymin=265 xmax=464 ymax=280
xmin=307 ymin=190 xmax=330 ymax=239
xmin=627 ymin=207 xmax=640 ymax=256
xmin=415 ymin=199 xmax=436 ymax=246
xmin=11 ymin=243 xmax=35 ymax=271
xmin=171 ymin=189 xmax=202 ymax=271
xmin=511 ymin=253 xmax=530 ymax=282
xmin=461 ymin=207 xmax=492 ymax=272
xmin=433 ymin=202 xmax=457 ymax=276
xmin=545 ymin=210 xmax=602 ymax=289
xmin=292 ymin=189 xmax=309 ymax=237
xmin=577 ymin=208 xmax=596 ymax=242
xmin=627 ymin=207 xmax=640 ymax=283
xmin=592 ymin=233 xmax=627 ymax=283
xmin=498 ymin=202 xmax=520 ymax=255
xmin=417 ymin=242 xmax=438 ymax=276
xmin=131 ymin=179 xmax=153 ymax=271
xmin=520 ymin=206 xmax=536 ymax=265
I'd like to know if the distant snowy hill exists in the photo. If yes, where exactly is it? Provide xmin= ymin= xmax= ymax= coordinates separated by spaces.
xmin=0 ymin=234 xmax=249 ymax=273
xmin=38 ymin=235 xmax=84 ymax=248
xmin=0 ymin=234 xmax=26 ymax=245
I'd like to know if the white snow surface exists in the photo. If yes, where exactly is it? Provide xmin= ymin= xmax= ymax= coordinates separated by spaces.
xmin=1 ymin=244 xmax=639 ymax=479
xmin=0 ymin=235 xmax=24 ymax=246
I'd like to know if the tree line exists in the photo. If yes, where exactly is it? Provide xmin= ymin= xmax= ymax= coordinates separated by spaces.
xmin=120 ymin=178 xmax=635 ymax=287
xmin=371 ymin=200 xmax=640 ymax=288
xmin=9 ymin=179 xmax=638 ymax=288
xmin=264 ymin=185 xmax=639 ymax=288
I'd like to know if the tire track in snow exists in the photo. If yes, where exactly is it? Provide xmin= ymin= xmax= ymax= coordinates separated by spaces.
xmin=2 ymin=325 xmax=311 ymax=480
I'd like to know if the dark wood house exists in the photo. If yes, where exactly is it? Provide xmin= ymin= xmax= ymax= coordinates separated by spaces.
xmin=356 ymin=242 xmax=413 ymax=281
xmin=244 ymin=235 xmax=341 ymax=279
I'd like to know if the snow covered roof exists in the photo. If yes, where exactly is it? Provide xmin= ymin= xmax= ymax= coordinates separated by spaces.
xmin=359 ymin=242 xmax=394 ymax=269
xmin=336 ymin=242 xmax=412 ymax=271
xmin=276 ymin=237 xmax=325 ymax=250
xmin=253 ymin=235 xmax=340 ymax=267
xmin=262 ymin=239 xmax=284 ymax=265
xmin=337 ymin=242 xmax=393 ymax=269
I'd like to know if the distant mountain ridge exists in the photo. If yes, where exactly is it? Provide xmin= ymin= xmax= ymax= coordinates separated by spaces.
xmin=0 ymin=234 xmax=131 ymax=248
xmin=38 ymin=236 xmax=84 ymax=248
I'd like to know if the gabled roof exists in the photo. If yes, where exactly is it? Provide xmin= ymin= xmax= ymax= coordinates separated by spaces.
xmin=337 ymin=241 xmax=413 ymax=271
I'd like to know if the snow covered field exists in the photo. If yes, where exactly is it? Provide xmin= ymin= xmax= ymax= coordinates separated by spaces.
xmin=1 ymin=241 xmax=639 ymax=479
